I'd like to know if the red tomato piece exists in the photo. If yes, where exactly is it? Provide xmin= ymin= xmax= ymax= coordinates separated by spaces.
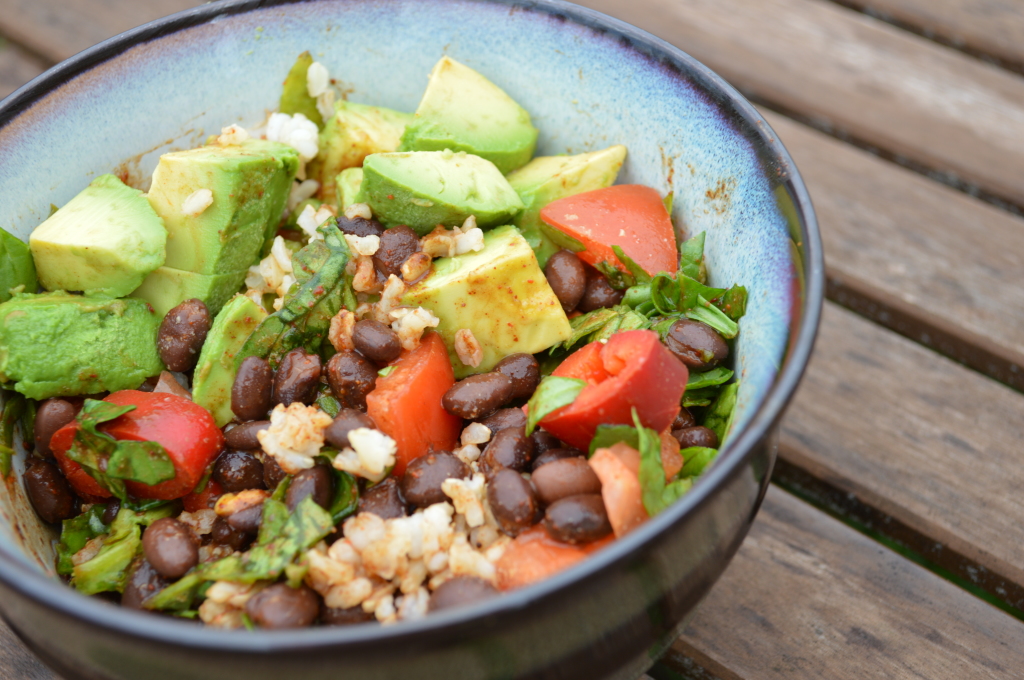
xmin=589 ymin=443 xmax=649 ymax=538
xmin=542 ymin=330 xmax=688 ymax=450
xmin=366 ymin=332 xmax=462 ymax=477
xmin=495 ymin=526 xmax=614 ymax=591
xmin=51 ymin=391 xmax=225 ymax=501
xmin=182 ymin=479 xmax=224 ymax=512
xmin=539 ymin=185 xmax=678 ymax=277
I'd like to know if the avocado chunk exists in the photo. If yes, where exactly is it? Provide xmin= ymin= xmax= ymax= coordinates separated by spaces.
xmin=131 ymin=266 xmax=247 ymax=318
xmin=506 ymin=145 xmax=628 ymax=267
xmin=192 ymin=294 xmax=268 ymax=426
xmin=311 ymin=102 xmax=413 ymax=205
xmin=0 ymin=292 xmax=163 ymax=399
xmin=337 ymin=168 xmax=364 ymax=212
xmin=29 ymin=174 xmax=166 ymax=298
xmin=362 ymin=150 xmax=523 ymax=235
xmin=0 ymin=227 xmax=37 ymax=302
xmin=402 ymin=225 xmax=571 ymax=378
xmin=400 ymin=56 xmax=538 ymax=174
xmin=148 ymin=140 xmax=299 ymax=275
xmin=278 ymin=51 xmax=323 ymax=128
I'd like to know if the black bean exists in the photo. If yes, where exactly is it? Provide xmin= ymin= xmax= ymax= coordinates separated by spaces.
xmin=493 ymin=353 xmax=540 ymax=401
xmin=480 ymin=427 xmax=534 ymax=476
xmin=286 ymin=464 xmax=334 ymax=512
xmin=352 ymin=320 xmax=402 ymax=364
xmin=336 ymin=215 xmax=385 ymax=238
xmin=23 ymin=460 xmax=76 ymax=524
xmin=245 ymin=583 xmax=320 ymax=629
xmin=531 ymin=457 xmax=602 ymax=506
xmin=34 ymin=398 xmax=77 ymax=458
xmin=213 ymin=451 xmax=266 ymax=493
xmin=326 ymin=351 xmax=377 ymax=410
xmin=101 ymin=499 xmax=121 ymax=526
xmin=477 ymin=408 xmax=527 ymax=435
xmin=227 ymin=503 xmax=264 ymax=535
xmin=428 ymin=576 xmax=499 ymax=612
xmin=442 ymin=373 xmax=514 ymax=420
xmin=324 ymin=409 xmax=376 ymax=449
xmin=372 ymin=225 xmax=420 ymax=279
xmin=543 ymin=494 xmax=611 ymax=544
xmin=321 ymin=602 xmax=376 ymax=625
xmin=544 ymin=250 xmax=587 ymax=313
xmin=224 ymin=420 xmax=270 ymax=451
xmin=663 ymin=319 xmax=729 ymax=372
xmin=578 ymin=275 xmax=624 ymax=312
xmin=142 ymin=518 xmax=199 ymax=579
xmin=400 ymin=452 xmax=470 ymax=509
xmin=273 ymin=348 xmax=322 ymax=406
xmin=211 ymin=516 xmax=252 ymax=551
xmin=357 ymin=477 xmax=407 ymax=520
xmin=232 ymin=356 xmax=274 ymax=421
xmin=529 ymin=430 xmax=562 ymax=458
xmin=672 ymin=408 xmax=697 ymax=431
xmin=262 ymin=455 xmax=288 ymax=491
xmin=121 ymin=558 xmax=168 ymax=610
xmin=532 ymin=447 xmax=586 ymax=472
xmin=673 ymin=426 xmax=719 ymax=449
xmin=487 ymin=468 xmax=540 ymax=536
xmin=157 ymin=299 xmax=211 ymax=372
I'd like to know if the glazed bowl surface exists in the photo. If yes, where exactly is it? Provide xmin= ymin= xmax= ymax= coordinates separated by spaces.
xmin=0 ymin=1 xmax=822 ymax=679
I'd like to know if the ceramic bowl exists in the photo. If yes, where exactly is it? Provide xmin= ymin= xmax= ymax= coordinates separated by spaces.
xmin=0 ymin=1 xmax=822 ymax=678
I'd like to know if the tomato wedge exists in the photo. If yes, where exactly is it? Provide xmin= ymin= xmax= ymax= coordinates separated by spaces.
xmin=539 ymin=329 xmax=688 ymax=450
xmin=51 ymin=391 xmax=225 ymax=501
xmin=495 ymin=526 xmax=614 ymax=591
xmin=366 ymin=331 xmax=462 ymax=477
xmin=540 ymin=185 xmax=677 ymax=277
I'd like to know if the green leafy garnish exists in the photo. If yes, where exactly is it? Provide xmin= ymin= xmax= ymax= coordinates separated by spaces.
xmin=684 ymin=295 xmax=739 ymax=339
xmin=622 ymin=284 xmax=651 ymax=309
xmin=685 ymin=366 xmax=734 ymax=391
xmin=0 ymin=392 xmax=25 ymax=476
xmin=65 ymin=400 xmax=175 ymax=500
xmin=327 ymin=468 xmax=359 ymax=525
xmin=704 ymin=382 xmax=740 ymax=446
xmin=662 ymin=191 xmax=674 ymax=215
xmin=594 ymin=260 xmax=633 ymax=290
xmin=72 ymin=504 xmax=175 ymax=595
xmin=611 ymin=245 xmax=653 ymax=286
xmin=682 ymin=387 xmax=718 ymax=408
xmin=257 ymin=498 xmax=289 ymax=546
xmin=525 ymin=376 xmax=587 ymax=436
xmin=717 ymin=284 xmax=748 ymax=321
xmin=56 ymin=504 xmax=109 ymax=576
xmin=538 ymin=221 xmax=586 ymax=253
xmin=631 ymin=410 xmax=693 ymax=515
xmin=278 ymin=51 xmax=324 ymax=128
xmin=588 ymin=424 xmax=641 ymax=456
xmin=316 ymin=392 xmax=341 ymax=418
xmin=238 ymin=219 xmax=355 ymax=368
xmin=680 ymin=447 xmax=718 ymax=477
xmin=678 ymin=232 xmax=707 ymax=284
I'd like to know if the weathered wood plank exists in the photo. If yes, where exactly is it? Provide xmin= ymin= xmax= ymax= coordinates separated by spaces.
xmin=777 ymin=302 xmax=1024 ymax=608
xmin=761 ymin=110 xmax=1024 ymax=390
xmin=836 ymin=0 xmax=1024 ymax=70
xmin=668 ymin=486 xmax=1024 ymax=680
xmin=0 ymin=0 xmax=203 ymax=65
xmin=0 ymin=39 xmax=46 ymax=101
xmin=577 ymin=0 xmax=1024 ymax=208
xmin=0 ymin=616 xmax=56 ymax=679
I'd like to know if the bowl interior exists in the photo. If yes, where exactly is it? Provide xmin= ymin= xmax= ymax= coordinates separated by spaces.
xmin=0 ymin=0 xmax=801 ymax=581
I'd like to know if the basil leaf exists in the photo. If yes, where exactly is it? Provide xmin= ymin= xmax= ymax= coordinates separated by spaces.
xmin=705 ymin=382 xmax=739 ymax=446
xmin=57 ymin=504 xmax=108 ymax=576
xmin=72 ymin=505 xmax=175 ymax=595
xmin=589 ymin=314 xmax=623 ymax=344
xmin=678 ymin=232 xmax=707 ymax=284
xmin=685 ymin=295 xmax=739 ymax=339
xmin=77 ymin=399 xmax=134 ymax=434
xmin=680 ymin=446 xmax=718 ymax=477
xmin=678 ymin=276 xmax=727 ymax=312
xmin=650 ymin=315 xmax=680 ymax=339
xmin=316 ymin=392 xmax=342 ymax=417
xmin=145 ymin=572 xmax=203 ymax=611
xmin=559 ymin=308 xmax=619 ymax=351
xmin=622 ymin=284 xmax=651 ymax=309
xmin=539 ymin=221 xmax=587 ymax=253
xmin=594 ymin=260 xmax=633 ymax=290
xmin=525 ymin=376 xmax=587 ymax=435
xmin=257 ymin=498 xmax=290 ymax=546
xmin=328 ymin=468 xmax=359 ymax=525
xmin=588 ymin=424 xmax=641 ymax=456
xmin=682 ymin=387 xmax=718 ymax=408
xmin=106 ymin=440 xmax=176 ymax=486
xmin=651 ymin=274 xmax=680 ymax=314
xmin=617 ymin=309 xmax=650 ymax=332
xmin=67 ymin=429 xmax=125 ymax=500
xmin=686 ymin=367 xmax=734 ymax=391
xmin=716 ymin=284 xmax=748 ymax=321
xmin=611 ymin=245 xmax=653 ymax=286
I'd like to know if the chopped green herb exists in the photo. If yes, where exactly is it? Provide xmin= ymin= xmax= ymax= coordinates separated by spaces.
xmin=678 ymin=232 xmax=707 ymax=284
xmin=588 ymin=424 xmax=641 ymax=456
xmin=704 ymin=382 xmax=739 ymax=446
xmin=716 ymin=284 xmax=748 ymax=321
xmin=593 ymin=260 xmax=633 ymax=290
xmin=662 ymin=191 xmax=674 ymax=215
xmin=684 ymin=294 xmax=738 ymax=339
xmin=682 ymin=387 xmax=718 ymax=408
xmin=525 ymin=376 xmax=587 ymax=435
xmin=72 ymin=504 xmax=175 ymax=595
xmin=685 ymin=366 xmax=734 ymax=391
xmin=611 ymin=245 xmax=653 ymax=286
xmin=538 ymin=221 xmax=586 ymax=253
xmin=56 ymin=504 xmax=109 ymax=576
xmin=680 ymin=446 xmax=718 ymax=477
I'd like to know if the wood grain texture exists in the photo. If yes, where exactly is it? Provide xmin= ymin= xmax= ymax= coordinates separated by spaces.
xmin=836 ymin=0 xmax=1024 ymax=69
xmin=762 ymin=110 xmax=1024 ymax=388
xmin=0 ymin=0 xmax=204 ymax=64
xmin=0 ymin=39 xmax=45 ymax=100
xmin=577 ymin=0 xmax=1024 ymax=207
xmin=0 ymin=616 xmax=56 ymax=679
xmin=780 ymin=302 xmax=1024 ymax=601
xmin=672 ymin=486 xmax=1024 ymax=679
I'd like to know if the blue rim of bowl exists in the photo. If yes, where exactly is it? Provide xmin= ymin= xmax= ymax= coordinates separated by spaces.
xmin=0 ymin=0 xmax=823 ymax=653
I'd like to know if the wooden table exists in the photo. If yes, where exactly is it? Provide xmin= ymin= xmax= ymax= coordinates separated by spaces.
xmin=3 ymin=0 xmax=1024 ymax=677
